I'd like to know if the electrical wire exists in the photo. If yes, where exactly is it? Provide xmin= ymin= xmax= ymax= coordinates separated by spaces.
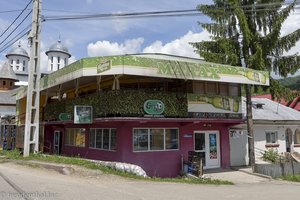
xmin=0 ymin=10 xmax=32 ymax=47
xmin=0 ymin=29 xmax=30 ymax=54
xmin=0 ymin=0 xmax=32 ymax=37
xmin=42 ymin=3 xmax=300 ymax=22
xmin=0 ymin=24 xmax=31 ymax=53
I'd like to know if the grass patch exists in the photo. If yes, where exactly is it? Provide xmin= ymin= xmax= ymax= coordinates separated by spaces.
xmin=281 ymin=174 xmax=300 ymax=182
xmin=0 ymin=150 xmax=233 ymax=185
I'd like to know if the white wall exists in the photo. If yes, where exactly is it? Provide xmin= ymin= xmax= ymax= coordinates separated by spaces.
xmin=230 ymin=124 xmax=300 ymax=166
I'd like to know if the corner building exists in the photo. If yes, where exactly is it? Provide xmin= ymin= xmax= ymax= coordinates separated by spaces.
xmin=16 ymin=53 xmax=269 ymax=177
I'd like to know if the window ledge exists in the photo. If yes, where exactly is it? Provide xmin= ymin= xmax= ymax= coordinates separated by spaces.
xmin=293 ymin=144 xmax=300 ymax=147
xmin=265 ymin=143 xmax=279 ymax=148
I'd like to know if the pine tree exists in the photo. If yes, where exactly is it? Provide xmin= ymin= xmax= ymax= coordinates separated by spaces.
xmin=192 ymin=0 xmax=300 ymax=170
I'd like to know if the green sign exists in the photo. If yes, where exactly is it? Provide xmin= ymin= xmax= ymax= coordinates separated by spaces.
xmin=144 ymin=100 xmax=165 ymax=115
xmin=59 ymin=113 xmax=71 ymax=121
xmin=97 ymin=59 xmax=111 ymax=73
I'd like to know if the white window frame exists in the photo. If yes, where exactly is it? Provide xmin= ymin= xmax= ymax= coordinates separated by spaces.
xmin=89 ymin=128 xmax=117 ymax=151
xmin=133 ymin=128 xmax=179 ymax=152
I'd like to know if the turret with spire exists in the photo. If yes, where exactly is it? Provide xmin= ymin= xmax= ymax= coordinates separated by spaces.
xmin=45 ymin=37 xmax=71 ymax=72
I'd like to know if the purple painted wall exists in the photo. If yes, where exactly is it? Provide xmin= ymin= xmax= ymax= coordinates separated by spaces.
xmin=44 ymin=120 xmax=233 ymax=177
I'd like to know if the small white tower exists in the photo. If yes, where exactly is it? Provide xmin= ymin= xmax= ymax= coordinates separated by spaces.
xmin=6 ymin=43 xmax=29 ymax=73
xmin=45 ymin=39 xmax=71 ymax=72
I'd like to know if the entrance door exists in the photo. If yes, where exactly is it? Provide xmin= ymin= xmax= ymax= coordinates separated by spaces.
xmin=54 ymin=131 xmax=62 ymax=154
xmin=194 ymin=131 xmax=220 ymax=169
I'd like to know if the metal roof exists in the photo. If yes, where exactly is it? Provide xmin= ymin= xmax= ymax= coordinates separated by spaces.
xmin=0 ymin=90 xmax=16 ymax=104
xmin=0 ymin=62 xmax=18 ymax=81
xmin=242 ymin=97 xmax=300 ymax=121
xmin=6 ymin=44 xmax=29 ymax=58
xmin=45 ymin=40 xmax=71 ymax=57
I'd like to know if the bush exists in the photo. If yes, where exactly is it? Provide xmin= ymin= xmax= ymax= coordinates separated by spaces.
xmin=262 ymin=149 xmax=279 ymax=163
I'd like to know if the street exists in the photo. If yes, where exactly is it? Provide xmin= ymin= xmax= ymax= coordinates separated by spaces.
xmin=0 ymin=162 xmax=299 ymax=200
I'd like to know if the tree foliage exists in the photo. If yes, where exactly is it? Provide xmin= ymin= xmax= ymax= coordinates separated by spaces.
xmin=192 ymin=0 xmax=300 ymax=100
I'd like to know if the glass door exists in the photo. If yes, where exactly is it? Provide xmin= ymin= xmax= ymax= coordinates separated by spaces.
xmin=194 ymin=132 xmax=206 ymax=166
xmin=54 ymin=131 xmax=62 ymax=154
xmin=206 ymin=132 xmax=220 ymax=168
xmin=194 ymin=131 xmax=220 ymax=168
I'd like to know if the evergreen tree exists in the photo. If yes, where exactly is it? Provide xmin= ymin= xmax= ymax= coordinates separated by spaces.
xmin=192 ymin=0 xmax=300 ymax=169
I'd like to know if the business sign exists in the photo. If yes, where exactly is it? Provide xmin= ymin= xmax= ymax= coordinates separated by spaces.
xmin=97 ymin=59 xmax=111 ymax=73
xmin=74 ymin=106 xmax=93 ymax=124
xmin=59 ymin=113 xmax=71 ymax=121
xmin=143 ymin=100 xmax=165 ymax=115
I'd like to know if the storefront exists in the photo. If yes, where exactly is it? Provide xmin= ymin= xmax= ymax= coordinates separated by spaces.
xmin=16 ymin=53 xmax=269 ymax=177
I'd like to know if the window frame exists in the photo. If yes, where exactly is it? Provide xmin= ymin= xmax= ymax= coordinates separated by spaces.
xmin=133 ymin=128 xmax=179 ymax=152
xmin=265 ymin=131 xmax=278 ymax=144
xmin=294 ymin=129 xmax=300 ymax=145
xmin=88 ymin=128 xmax=117 ymax=151
xmin=64 ymin=128 xmax=86 ymax=147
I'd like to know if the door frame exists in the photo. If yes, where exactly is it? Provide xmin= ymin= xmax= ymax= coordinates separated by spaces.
xmin=194 ymin=130 xmax=221 ymax=169
xmin=53 ymin=130 xmax=62 ymax=154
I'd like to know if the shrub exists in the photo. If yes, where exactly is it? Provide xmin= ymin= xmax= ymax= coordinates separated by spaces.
xmin=262 ymin=148 xmax=279 ymax=163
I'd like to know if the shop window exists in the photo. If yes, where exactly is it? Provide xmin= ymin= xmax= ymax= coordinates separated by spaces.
xmin=150 ymin=129 xmax=164 ymax=150
xmin=65 ymin=128 xmax=85 ymax=147
xmin=133 ymin=128 xmax=179 ymax=152
xmin=89 ymin=128 xmax=116 ymax=151
xmin=266 ymin=131 xmax=278 ymax=144
xmin=294 ymin=129 xmax=300 ymax=145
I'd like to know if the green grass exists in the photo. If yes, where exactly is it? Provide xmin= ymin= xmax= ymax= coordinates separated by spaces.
xmin=281 ymin=174 xmax=300 ymax=182
xmin=0 ymin=150 xmax=233 ymax=185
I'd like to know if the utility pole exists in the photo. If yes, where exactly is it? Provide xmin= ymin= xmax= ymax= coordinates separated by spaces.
xmin=23 ymin=0 xmax=42 ymax=157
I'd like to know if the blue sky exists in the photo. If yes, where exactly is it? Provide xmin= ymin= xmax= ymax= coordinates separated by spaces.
xmin=0 ymin=0 xmax=212 ymax=71
xmin=0 ymin=0 xmax=299 ymax=76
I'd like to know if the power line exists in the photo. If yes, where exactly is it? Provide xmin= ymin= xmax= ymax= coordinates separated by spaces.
xmin=42 ymin=3 xmax=300 ymax=22
xmin=0 ymin=10 xmax=32 ymax=47
xmin=0 ymin=28 xmax=30 ymax=54
xmin=0 ymin=24 xmax=31 ymax=53
xmin=0 ymin=0 xmax=32 ymax=38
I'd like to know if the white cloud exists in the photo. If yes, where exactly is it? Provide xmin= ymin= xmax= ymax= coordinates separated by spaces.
xmin=87 ymin=30 xmax=211 ymax=58
xmin=142 ymin=30 xmax=210 ymax=58
xmin=87 ymin=38 xmax=144 ymax=57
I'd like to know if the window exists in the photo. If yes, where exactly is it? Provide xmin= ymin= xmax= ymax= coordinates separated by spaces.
xmin=65 ymin=128 xmax=85 ymax=147
xmin=17 ymin=59 xmax=19 ymax=64
xmin=57 ymin=56 xmax=61 ymax=69
xmin=133 ymin=128 xmax=179 ymax=151
xmin=266 ymin=131 xmax=278 ymax=144
xmin=89 ymin=128 xmax=116 ymax=151
xmin=3 ymin=81 xmax=6 ymax=86
xmin=294 ymin=129 xmax=300 ymax=145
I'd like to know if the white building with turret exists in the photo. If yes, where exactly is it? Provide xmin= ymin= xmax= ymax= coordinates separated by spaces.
xmin=46 ymin=40 xmax=71 ymax=72
xmin=6 ymin=43 xmax=30 ymax=85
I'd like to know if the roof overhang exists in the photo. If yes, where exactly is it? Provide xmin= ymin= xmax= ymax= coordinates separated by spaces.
xmin=16 ymin=54 xmax=270 ymax=99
